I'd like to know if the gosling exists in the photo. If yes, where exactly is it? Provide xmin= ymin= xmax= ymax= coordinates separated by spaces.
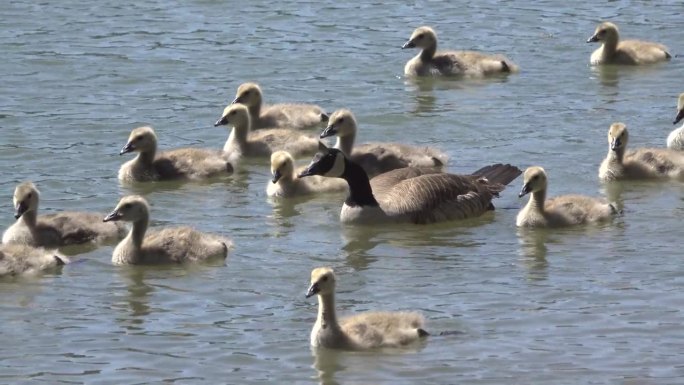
xmin=402 ymin=26 xmax=518 ymax=77
xmin=587 ymin=22 xmax=671 ymax=65
xmin=229 ymin=82 xmax=328 ymax=130
xmin=103 ymin=195 xmax=231 ymax=265
xmin=599 ymin=122 xmax=684 ymax=182
xmin=0 ymin=244 xmax=69 ymax=277
xmin=306 ymin=267 xmax=428 ymax=350
xmin=517 ymin=166 xmax=618 ymax=228
xmin=268 ymin=151 xmax=347 ymax=198
xmin=118 ymin=126 xmax=234 ymax=183
xmin=667 ymin=93 xmax=684 ymax=150
xmin=2 ymin=182 xmax=127 ymax=248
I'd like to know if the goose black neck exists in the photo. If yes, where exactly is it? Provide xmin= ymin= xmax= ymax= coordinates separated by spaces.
xmin=341 ymin=158 xmax=379 ymax=207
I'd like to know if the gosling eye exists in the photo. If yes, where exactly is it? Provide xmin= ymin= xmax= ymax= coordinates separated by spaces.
xmin=417 ymin=33 xmax=424 ymax=39
xmin=321 ymin=276 xmax=329 ymax=282
xmin=338 ymin=118 xmax=345 ymax=124
xmin=532 ymin=175 xmax=539 ymax=181
xmin=230 ymin=110 xmax=236 ymax=116
xmin=134 ymin=135 xmax=143 ymax=142
xmin=122 ymin=203 xmax=131 ymax=210
xmin=27 ymin=193 xmax=32 ymax=199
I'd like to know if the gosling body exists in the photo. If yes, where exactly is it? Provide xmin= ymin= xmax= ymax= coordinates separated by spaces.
xmin=667 ymin=93 xmax=684 ymax=150
xmin=0 ymin=244 xmax=69 ymax=277
xmin=267 ymin=151 xmax=347 ymax=198
xmin=587 ymin=22 xmax=671 ymax=65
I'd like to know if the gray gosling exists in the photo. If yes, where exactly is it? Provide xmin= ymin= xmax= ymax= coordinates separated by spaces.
xmin=321 ymin=109 xmax=448 ymax=178
xmin=0 ymin=244 xmax=69 ymax=277
xmin=214 ymin=104 xmax=319 ymax=158
xmin=517 ymin=166 xmax=618 ymax=228
xmin=228 ymin=82 xmax=328 ymax=130
xmin=402 ymin=26 xmax=518 ymax=77
xmin=118 ymin=126 xmax=234 ymax=183
xmin=667 ymin=93 xmax=684 ymax=150
xmin=298 ymin=143 xmax=522 ymax=224
xmin=268 ymin=151 xmax=347 ymax=198
xmin=599 ymin=122 xmax=684 ymax=182
xmin=2 ymin=182 xmax=126 ymax=248
xmin=103 ymin=195 xmax=231 ymax=265
xmin=306 ymin=267 xmax=428 ymax=350
xmin=587 ymin=22 xmax=671 ymax=65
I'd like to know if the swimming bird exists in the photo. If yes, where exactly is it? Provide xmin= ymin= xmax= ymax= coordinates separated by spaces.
xmin=321 ymin=109 xmax=448 ymax=178
xmin=402 ymin=26 xmax=518 ymax=77
xmin=229 ymin=82 xmax=328 ymax=130
xmin=667 ymin=93 xmax=684 ymax=150
xmin=298 ymin=143 xmax=521 ymax=224
xmin=214 ymin=104 xmax=319 ymax=158
xmin=306 ymin=267 xmax=428 ymax=350
xmin=2 ymin=182 xmax=127 ymax=248
xmin=587 ymin=22 xmax=671 ymax=65
xmin=0 ymin=244 xmax=69 ymax=277
xmin=517 ymin=166 xmax=618 ymax=227
xmin=599 ymin=122 xmax=684 ymax=182
xmin=103 ymin=195 xmax=231 ymax=265
xmin=268 ymin=151 xmax=347 ymax=197
xmin=118 ymin=126 xmax=234 ymax=182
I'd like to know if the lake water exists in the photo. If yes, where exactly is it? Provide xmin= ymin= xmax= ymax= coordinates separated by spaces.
xmin=1 ymin=1 xmax=684 ymax=384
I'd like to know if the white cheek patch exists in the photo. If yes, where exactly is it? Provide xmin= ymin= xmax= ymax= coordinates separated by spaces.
xmin=324 ymin=153 xmax=345 ymax=178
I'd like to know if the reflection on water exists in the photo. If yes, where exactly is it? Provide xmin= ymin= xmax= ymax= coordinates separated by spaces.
xmin=517 ymin=228 xmax=549 ymax=281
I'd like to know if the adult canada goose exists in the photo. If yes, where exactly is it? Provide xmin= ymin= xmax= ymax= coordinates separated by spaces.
xmin=229 ymin=82 xmax=328 ymax=130
xmin=0 ymin=244 xmax=69 ymax=277
xmin=118 ymin=126 xmax=234 ymax=182
xmin=599 ymin=122 xmax=684 ymax=182
xmin=306 ymin=267 xmax=428 ymax=350
xmin=517 ymin=166 xmax=618 ymax=228
xmin=268 ymin=151 xmax=347 ymax=197
xmin=321 ymin=109 xmax=448 ymax=178
xmin=214 ymin=104 xmax=319 ymax=158
xmin=667 ymin=93 xmax=684 ymax=150
xmin=402 ymin=26 xmax=518 ymax=77
xmin=2 ymin=182 xmax=127 ymax=248
xmin=298 ymin=143 xmax=522 ymax=224
xmin=103 ymin=195 xmax=231 ymax=265
xmin=587 ymin=22 xmax=671 ymax=65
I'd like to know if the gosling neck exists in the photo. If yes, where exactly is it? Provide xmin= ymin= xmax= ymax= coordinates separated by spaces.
xmin=247 ymin=102 xmax=261 ymax=122
xmin=334 ymin=131 xmax=356 ymax=156
xmin=316 ymin=292 xmax=341 ymax=332
xmin=225 ymin=122 xmax=249 ymax=152
xmin=606 ymin=147 xmax=625 ymax=164
xmin=341 ymin=158 xmax=379 ymax=207
xmin=128 ymin=215 xmax=149 ymax=250
xmin=601 ymin=35 xmax=619 ymax=59
xmin=20 ymin=209 xmax=38 ymax=228
xmin=135 ymin=148 xmax=156 ymax=166
xmin=420 ymin=43 xmax=437 ymax=61
xmin=526 ymin=189 xmax=546 ymax=213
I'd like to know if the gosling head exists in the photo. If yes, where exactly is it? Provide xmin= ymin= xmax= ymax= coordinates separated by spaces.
xmin=607 ymin=122 xmax=628 ymax=152
xmin=103 ymin=195 xmax=150 ymax=223
xmin=306 ymin=267 xmax=336 ymax=298
xmin=674 ymin=93 xmax=684 ymax=125
xmin=231 ymin=82 xmax=263 ymax=108
xmin=402 ymin=26 xmax=437 ymax=50
xmin=518 ymin=166 xmax=548 ymax=198
xmin=587 ymin=22 xmax=619 ymax=44
xmin=214 ymin=103 xmax=251 ymax=128
xmin=320 ymin=109 xmax=357 ymax=139
xmin=270 ymin=151 xmax=295 ymax=184
xmin=298 ymin=142 xmax=346 ymax=179
xmin=120 ymin=126 xmax=157 ymax=156
xmin=12 ymin=182 xmax=40 ymax=219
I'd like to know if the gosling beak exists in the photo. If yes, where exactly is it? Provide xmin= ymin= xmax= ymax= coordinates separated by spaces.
xmin=271 ymin=169 xmax=283 ymax=184
xmin=610 ymin=138 xmax=621 ymax=151
xmin=214 ymin=116 xmax=228 ymax=127
xmin=103 ymin=209 xmax=122 ymax=222
xmin=320 ymin=124 xmax=338 ymax=139
xmin=231 ymin=96 xmax=243 ymax=105
xmin=14 ymin=201 xmax=28 ymax=219
xmin=119 ymin=142 xmax=134 ymax=155
xmin=518 ymin=183 xmax=532 ymax=198
xmin=587 ymin=34 xmax=599 ymax=43
xmin=674 ymin=109 xmax=684 ymax=125
xmin=305 ymin=282 xmax=320 ymax=298
xmin=402 ymin=40 xmax=415 ymax=49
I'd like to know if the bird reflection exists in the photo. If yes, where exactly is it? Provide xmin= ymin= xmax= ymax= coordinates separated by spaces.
xmin=311 ymin=346 xmax=345 ymax=385
xmin=516 ymin=228 xmax=549 ymax=281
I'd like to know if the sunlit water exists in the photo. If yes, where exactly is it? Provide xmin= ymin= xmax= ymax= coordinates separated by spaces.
xmin=1 ymin=1 xmax=683 ymax=384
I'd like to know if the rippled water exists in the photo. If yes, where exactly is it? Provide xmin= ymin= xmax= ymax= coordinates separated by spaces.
xmin=1 ymin=0 xmax=683 ymax=384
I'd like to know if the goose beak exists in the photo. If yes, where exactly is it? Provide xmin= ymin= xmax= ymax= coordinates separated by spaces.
xmin=119 ymin=142 xmax=134 ymax=155
xmin=518 ymin=183 xmax=532 ymax=198
xmin=320 ymin=125 xmax=337 ymax=139
xmin=305 ymin=282 xmax=320 ymax=298
xmin=587 ymin=34 xmax=599 ymax=43
xmin=674 ymin=109 xmax=684 ymax=125
xmin=298 ymin=163 xmax=316 ymax=178
xmin=103 ymin=209 xmax=122 ymax=222
xmin=402 ymin=40 xmax=415 ymax=49
xmin=320 ymin=113 xmax=329 ymax=123
xmin=14 ymin=201 xmax=28 ymax=219
xmin=214 ymin=116 xmax=228 ymax=127
xmin=271 ymin=169 xmax=283 ymax=184
xmin=610 ymin=138 xmax=621 ymax=151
